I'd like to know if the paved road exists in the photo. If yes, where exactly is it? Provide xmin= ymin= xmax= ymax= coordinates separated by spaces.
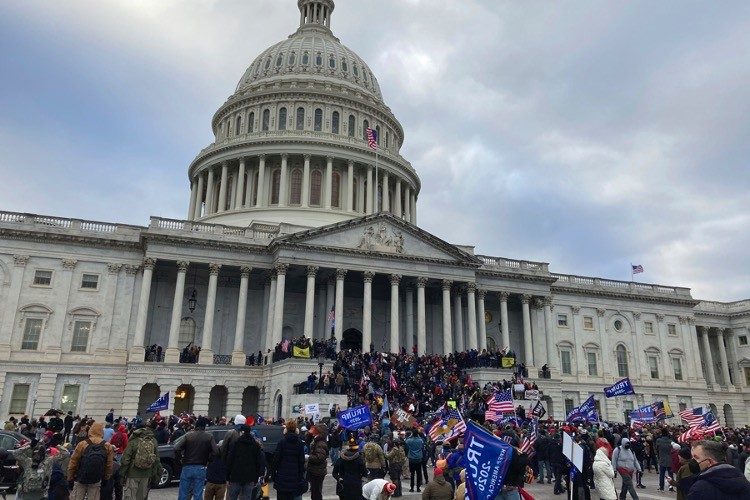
xmin=149 ymin=465 xmax=678 ymax=500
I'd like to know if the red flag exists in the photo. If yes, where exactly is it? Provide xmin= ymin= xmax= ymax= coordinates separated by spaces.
xmin=389 ymin=372 xmax=398 ymax=391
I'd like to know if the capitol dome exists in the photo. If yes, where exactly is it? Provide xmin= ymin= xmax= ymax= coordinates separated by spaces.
xmin=185 ymin=0 xmax=419 ymax=229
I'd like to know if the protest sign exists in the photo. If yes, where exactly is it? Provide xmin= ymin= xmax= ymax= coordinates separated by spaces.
xmin=463 ymin=421 xmax=514 ymax=500
xmin=304 ymin=403 xmax=320 ymax=415
xmin=391 ymin=407 xmax=417 ymax=429
xmin=524 ymin=389 xmax=539 ymax=400
xmin=337 ymin=405 xmax=373 ymax=430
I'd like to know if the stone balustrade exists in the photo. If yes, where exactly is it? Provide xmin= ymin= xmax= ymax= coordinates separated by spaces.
xmin=148 ymin=216 xmax=280 ymax=241
xmin=551 ymin=273 xmax=693 ymax=297
xmin=0 ymin=210 xmax=143 ymax=236
xmin=477 ymin=255 xmax=550 ymax=273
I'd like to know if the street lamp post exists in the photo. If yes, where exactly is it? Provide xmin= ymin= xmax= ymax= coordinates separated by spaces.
xmin=317 ymin=354 xmax=325 ymax=394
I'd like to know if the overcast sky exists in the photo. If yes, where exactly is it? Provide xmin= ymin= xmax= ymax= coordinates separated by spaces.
xmin=1 ymin=1 xmax=748 ymax=301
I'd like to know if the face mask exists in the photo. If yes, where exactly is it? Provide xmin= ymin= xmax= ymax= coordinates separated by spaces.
xmin=688 ymin=459 xmax=701 ymax=474
xmin=623 ymin=444 xmax=630 ymax=449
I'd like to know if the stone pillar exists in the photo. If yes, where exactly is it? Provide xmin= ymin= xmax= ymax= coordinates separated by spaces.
xmin=441 ymin=280 xmax=452 ymax=355
xmin=205 ymin=168 xmax=215 ymax=215
xmin=264 ymin=272 xmax=277 ymax=352
xmin=165 ymin=261 xmax=190 ymax=363
xmin=679 ymin=317 xmax=696 ymax=381
xmin=382 ymin=173 xmax=390 ymax=212
xmin=390 ymin=274 xmax=401 ymax=353
xmin=302 ymin=155 xmax=311 ymax=208
xmin=499 ymin=292 xmax=510 ymax=350
xmin=689 ymin=320 xmax=703 ymax=383
xmin=279 ymin=154 xmax=289 ymax=207
xmin=325 ymin=277 xmax=335 ymax=339
xmin=477 ymin=290 xmax=487 ymax=351
xmin=405 ymin=286 xmax=414 ymax=351
xmin=235 ymin=158 xmax=246 ymax=209
xmin=325 ymin=156 xmax=333 ymax=209
xmin=453 ymin=291 xmax=464 ymax=352
xmin=193 ymin=174 xmax=204 ymax=219
xmin=416 ymin=277 xmax=427 ymax=355
xmin=231 ymin=266 xmax=252 ymax=366
xmin=521 ymin=295 xmax=534 ymax=366
xmin=717 ymin=330 xmax=733 ymax=387
xmin=244 ymin=163 xmax=255 ymax=207
xmin=334 ymin=269 xmax=347 ymax=343
xmin=129 ymin=258 xmax=156 ymax=362
xmin=543 ymin=297 xmax=556 ymax=370
xmin=346 ymin=161 xmax=354 ymax=211
xmin=272 ymin=263 xmax=289 ymax=348
xmin=362 ymin=272 xmax=374 ymax=352
xmin=188 ymin=181 xmax=197 ymax=220
xmin=394 ymin=179 xmax=402 ymax=217
xmin=256 ymin=155 xmax=266 ymax=208
xmin=700 ymin=327 xmax=716 ymax=385
xmin=303 ymin=266 xmax=318 ymax=338
xmin=218 ymin=162 xmax=229 ymax=212
xmin=404 ymin=187 xmax=411 ymax=221
xmin=466 ymin=283 xmax=478 ymax=350
xmin=366 ymin=166 xmax=374 ymax=214
xmin=630 ymin=313 xmax=644 ymax=380
xmin=199 ymin=263 xmax=221 ymax=365
xmin=411 ymin=193 xmax=417 ymax=224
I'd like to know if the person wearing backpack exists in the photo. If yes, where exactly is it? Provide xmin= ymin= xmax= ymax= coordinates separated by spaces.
xmin=119 ymin=421 xmax=161 ymax=500
xmin=68 ymin=422 xmax=114 ymax=500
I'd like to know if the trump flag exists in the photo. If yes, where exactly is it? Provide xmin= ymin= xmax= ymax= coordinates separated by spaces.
xmin=604 ymin=377 xmax=636 ymax=398
xmin=463 ymin=421 xmax=515 ymax=500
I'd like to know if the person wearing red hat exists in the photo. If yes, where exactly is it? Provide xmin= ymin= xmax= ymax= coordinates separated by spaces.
xmin=362 ymin=479 xmax=397 ymax=500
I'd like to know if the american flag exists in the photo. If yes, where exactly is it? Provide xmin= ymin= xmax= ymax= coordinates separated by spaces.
xmin=678 ymin=426 xmax=704 ymax=444
xmin=389 ymin=371 xmax=398 ymax=391
xmin=520 ymin=421 xmax=538 ymax=456
xmin=679 ymin=406 xmax=707 ymax=426
xmin=652 ymin=401 xmax=666 ymax=420
xmin=632 ymin=264 xmax=644 ymax=274
xmin=485 ymin=389 xmax=514 ymax=421
xmin=428 ymin=409 xmax=466 ymax=441
xmin=365 ymin=127 xmax=378 ymax=150
xmin=701 ymin=412 xmax=721 ymax=433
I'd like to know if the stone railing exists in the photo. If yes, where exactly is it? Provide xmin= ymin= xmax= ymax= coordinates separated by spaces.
xmin=149 ymin=217 xmax=280 ymax=241
xmin=0 ymin=211 xmax=142 ymax=236
xmin=551 ymin=273 xmax=693 ymax=297
xmin=477 ymin=255 xmax=550 ymax=273
xmin=695 ymin=299 xmax=750 ymax=314
xmin=213 ymin=354 xmax=232 ymax=365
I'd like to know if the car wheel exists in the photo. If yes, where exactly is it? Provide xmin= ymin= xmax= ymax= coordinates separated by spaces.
xmin=155 ymin=462 xmax=172 ymax=488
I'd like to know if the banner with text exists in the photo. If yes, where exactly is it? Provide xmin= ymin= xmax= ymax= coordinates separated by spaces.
xmin=464 ymin=420 xmax=515 ymax=500
xmin=338 ymin=405 xmax=373 ymax=430
xmin=604 ymin=377 xmax=636 ymax=398
xmin=390 ymin=408 xmax=417 ymax=429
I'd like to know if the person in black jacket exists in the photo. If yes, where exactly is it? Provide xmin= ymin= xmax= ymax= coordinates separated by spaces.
xmin=687 ymin=440 xmax=750 ymax=500
xmin=535 ymin=430 xmax=552 ymax=484
xmin=549 ymin=432 xmax=567 ymax=495
xmin=63 ymin=412 xmax=74 ymax=443
xmin=333 ymin=438 xmax=368 ymax=500
xmin=226 ymin=424 xmax=266 ymax=500
xmin=273 ymin=421 xmax=307 ymax=500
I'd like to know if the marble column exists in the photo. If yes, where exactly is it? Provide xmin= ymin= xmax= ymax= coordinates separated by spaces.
xmin=499 ymin=292 xmax=510 ymax=350
xmin=466 ymin=283 xmax=478 ymax=350
xmin=303 ymin=266 xmax=318 ymax=338
xmin=394 ymin=179 xmax=402 ymax=217
xmin=689 ymin=320 xmax=703 ymax=383
xmin=362 ymin=272 xmax=374 ymax=352
xmin=679 ymin=317 xmax=697 ymax=381
xmin=199 ymin=263 xmax=221 ymax=365
xmin=334 ymin=269 xmax=346 ymax=343
xmin=404 ymin=187 xmax=411 ymax=221
xmin=717 ymin=330 xmax=733 ymax=387
xmin=366 ymin=166 xmax=374 ymax=214
xmin=218 ymin=162 xmax=229 ymax=212
xmin=129 ymin=258 xmax=156 ymax=362
xmin=543 ymin=297 xmax=556 ymax=370
xmin=279 ymin=154 xmax=289 ymax=207
xmin=244 ymin=162 xmax=255 ymax=207
xmin=302 ymin=155 xmax=311 ymax=208
xmin=165 ymin=261 xmax=190 ymax=363
xmin=256 ymin=155 xmax=266 ymax=208
xmin=521 ymin=295 xmax=534 ymax=366
xmin=188 ymin=182 xmax=197 ymax=220
xmin=405 ymin=286 xmax=414 ymax=350
xmin=381 ymin=173 xmax=390 ymax=212
xmin=264 ymin=272 xmax=277 ymax=352
xmin=411 ymin=193 xmax=417 ymax=224
xmin=325 ymin=277 xmax=335 ymax=338
xmin=231 ymin=266 xmax=252 ymax=365
xmin=441 ymin=280 xmax=453 ymax=355
xmin=315 ymin=284 xmax=326 ymax=340
xmin=346 ymin=161 xmax=354 ymax=211
xmin=235 ymin=158 xmax=246 ymax=209
xmin=193 ymin=174 xmax=204 ymax=219
xmin=700 ymin=327 xmax=717 ymax=385
xmin=453 ymin=291 xmax=464 ymax=352
xmin=477 ymin=290 xmax=487 ymax=351
xmin=390 ymin=274 xmax=401 ymax=353
xmin=325 ymin=156 xmax=333 ymax=209
xmin=416 ymin=277 xmax=427 ymax=355
xmin=272 ymin=263 xmax=289 ymax=348
xmin=205 ymin=168 xmax=215 ymax=215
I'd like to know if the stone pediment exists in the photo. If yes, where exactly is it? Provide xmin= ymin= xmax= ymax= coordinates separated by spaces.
xmin=272 ymin=213 xmax=480 ymax=265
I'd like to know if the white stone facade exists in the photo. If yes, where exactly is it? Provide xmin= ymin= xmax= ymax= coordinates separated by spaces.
xmin=1 ymin=1 xmax=748 ymax=425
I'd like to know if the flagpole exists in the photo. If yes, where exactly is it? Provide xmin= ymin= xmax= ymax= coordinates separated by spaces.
xmin=375 ymin=148 xmax=379 ymax=212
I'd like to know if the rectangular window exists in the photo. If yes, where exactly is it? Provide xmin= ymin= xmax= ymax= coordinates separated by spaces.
xmin=672 ymin=357 xmax=683 ymax=380
xmin=644 ymin=321 xmax=654 ymax=334
xmin=71 ymin=321 xmax=91 ymax=352
xmin=561 ymin=351 xmax=572 ymax=375
xmin=583 ymin=316 xmax=594 ymax=329
xmin=557 ymin=314 xmax=568 ymax=327
xmin=60 ymin=385 xmax=80 ymax=414
xmin=679 ymin=402 xmax=687 ymax=413
xmin=739 ymin=336 xmax=748 ymax=346
xmin=80 ymin=274 xmax=99 ymax=290
xmin=648 ymin=356 xmax=659 ymax=379
xmin=745 ymin=367 xmax=750 ymax=387
xmin=587 ymin=352 xmax=598 ymax=376
xmin=21 ymin=318 xmax=43 ymax=350
xmin=668 ymin=324 xmax=677 ymax=336
xmin=564 ymin=398 xmax=575 ymax=415
xmin=9 ymin=384 xmax=30 ymax=414
xmin=33 ymin=269 xmax=52 ymax=286
xmin=624 ymin=401 xmax=634 ymax=412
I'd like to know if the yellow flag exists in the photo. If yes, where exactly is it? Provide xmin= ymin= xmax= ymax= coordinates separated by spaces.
xmin=501 ymin=357 xmax=515 ymax=368
xmin=293 ymin=345 xmax=310 ymax=358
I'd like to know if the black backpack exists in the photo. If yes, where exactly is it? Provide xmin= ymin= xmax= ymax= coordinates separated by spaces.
xmin=76 ymin=440 xmax=107 ymax=484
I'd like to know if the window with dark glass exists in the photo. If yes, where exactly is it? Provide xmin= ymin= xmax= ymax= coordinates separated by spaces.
xmin=271 ymin=169 xmax=280 ymax=204
xmin=290 ymin=169 xmax=302 ymax=205
xmin=331 ymin=172 xmax=341 ymax=208
xmin=296 ymin=107 xmax=305 ymax=130
xmin=314 ymin=108 xmax=323 ymax=131
xmin=616 ymin=345 xmax=629 ymax=377
xmin=315 ymin=52 xmax=322 ymax=66
xmin=302 ymin=52 xmax=309 ymax=65
xmin=262 ymin=109 xmax=270 ymax=131
xmin=276 ymin=53 xmax=283 ymax=67
xmin=248 ymin=112 xmax=255 ymax=133
xmin=310 ymin=170 xmax=322 ymax=205
xmin=348 ymin=115 xmax=355 ymax=137
xmin=236 ymin=116 xmax=242 ymax=135
xmin=332 ymin=111 xmax=340 ymax=134
xmin=278 ymin=107 xmax=287 ymax=130
xmin=289 ymin=52 xmax=296 ymax=65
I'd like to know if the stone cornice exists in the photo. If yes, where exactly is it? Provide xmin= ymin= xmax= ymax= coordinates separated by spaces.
xmin=550 ymin=283 xmax=700 ymax=307
xmin=143 ymin=232 xmax=269 ymax=254
xmin=476 ymin=268 xmax=558 ymax=285
xmin=0 ymin=227 xmax=143 ymax=252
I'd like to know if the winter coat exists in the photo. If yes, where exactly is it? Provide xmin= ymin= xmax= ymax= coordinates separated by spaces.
xmin=655 ymin=436 xmax=674 ymax=467
xmin=273 ymin=433 xmax=306 ymax=495
xmin=226 ymin=433 xmax=265 ymax=485
xmin=307 ymin=435 xmax=329 ymax=477
xmin=386 ymin=446 xmax=406 ymax=478
xmin=109 ymin=425 xmax=128 ymax=454
xmin=745 ymin=457 xmax=750 ymax=482
xmin=363 ymin=442 xmax=386 ymax=469
xmin=612 ymin=443 xmax=641 ymax=474
xmin=332 ymin=449 xmax=367 ymax=500
xmin=421 ymin=475 xmax=453 ymax=500
xmin=119 ymin=428 xmax=160 ymax=481
xmin=67 ymin=422 xmax=115 ymax=482
xmin=592 ymin=448 xmax=617 ymax=500
xmin=535 ymin=435 xmax=551 ymax=460
xmin=405 ymin=436 xmax=424 ymax=461
xmin=687 ymin=463 xmax=750 ymax=500
xmin=362 ymin=478 xmax=389 ymax=500
xmin=675 ymin=462 xmax=698 ymax=500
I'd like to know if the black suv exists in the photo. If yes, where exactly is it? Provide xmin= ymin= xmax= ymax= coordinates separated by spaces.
xmin=155 ymin=424 xmax=283 ymax=488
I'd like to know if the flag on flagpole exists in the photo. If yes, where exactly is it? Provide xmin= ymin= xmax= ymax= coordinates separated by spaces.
xmin=679 ymin=406 xmax=708 ymax=426
xmin=519 ymin=420 xmax=538 ymax=456
xmin=365 ymin=127 xmax=378 ymax=150
xmin=146 ymin=392 xmax=169 ymax=413
xmin=380 ymin=395 xmax=390 ymax=416
xmin=389 ymin=371 xmax=398 ymax=391
xmin=631 ymin=264 xmax=644 ymax=274
xmin=485 ymin=389 xmax=514 ymax=422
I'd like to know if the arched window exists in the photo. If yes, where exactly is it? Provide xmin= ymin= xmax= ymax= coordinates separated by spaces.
xmin=348 ymin=115 xmax=356 ymax=137
xmin=248 ymin=112 xmax=255 ymax=133
xmin=353 ymin=64 xmax=359 ymax=77
xmin=329 ymin=55 xmax=336 ymax=69
xmin=288 ymin=52 xmax=296 ymax=65
xmin=262 ymin=109 xmax=270 ymax=131
xmin=376 ymin=125 xmax=381 ymax=145
xmin=179 ymin=318 xmax=196 ymax=349
xmin=296 ymin=107 xmax=305 ymax=130
xmin=270 ymin=169 xmax=280 ymax=205
xmin=226 ymin=119 xmax=231 ymax=137
xmin=342 ymin=59 xmax=348 ymax=72
xmin=332 ymin=111 xmax=340 ymax=134
xmin=331 ymin=171 xmax=341 ymax=208
xmin=264 ymin=57 xmax=271 ymax=70
xmin=290 ymin=169 xmax=302 ymax=205
xmin=385 ymin=131 xmax=389 ymax=148
xmin=302 ymin=52 xmax=309 ymax=65
xmin=315 ymin=52 xmax=322 ymax=66
xmin=278 ymin=107 xmax=287 ymax=130
xmin=616 ymin=345 xmax=629 ymax=377
xmin=235 ymin=115 xmax=242 ymax=135
xmin=310 ymin=170 xmax=322 ymax=206
xmin=363 ymin=70 xmax=369 ymax=84
xmin=276 ymin=53 xmax=283 ymax=67
xmin=314 ymin=108 xmax=323 ymax=131
xmin=363 ymin=120 xmax=369 ymax=140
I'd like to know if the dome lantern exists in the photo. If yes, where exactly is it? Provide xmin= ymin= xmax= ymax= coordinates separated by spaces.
xmin=298 ymin=0 xmax=335 ymax=30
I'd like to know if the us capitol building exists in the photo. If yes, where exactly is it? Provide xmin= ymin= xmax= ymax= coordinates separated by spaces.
xmin=1 ymin=0 xmax=748 ymax=425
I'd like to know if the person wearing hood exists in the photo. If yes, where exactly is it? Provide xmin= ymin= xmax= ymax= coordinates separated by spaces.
xmin=687 ymin=440 xmax=750 ymax=500
xmin=226 ymin=424 xmax=266 ymax=500
xmin=592 ymin=446 xmax=617 ymax=500
xmin=306 ymin=424 xmax=329 ymax=500
xmin=612 ymin=437 xmax=641 ymax=500
xmin=119 ymin=421 xmax=161 ymax=500
xmin=68 ymin=421 xmax=115 ymax=500
xmin=109 ymin=424 xmax=128 ymax=456
xmin=332 ymin=438 xmax=368 ymax=500
xmin=420 ymin=467 xmax=452 ymax=500
xmin=273 ymin=420 xmax=307 ymax=500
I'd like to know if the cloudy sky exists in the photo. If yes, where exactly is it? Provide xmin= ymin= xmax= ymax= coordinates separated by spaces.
xmin=1 ymin=1 xmax=748 ymax=301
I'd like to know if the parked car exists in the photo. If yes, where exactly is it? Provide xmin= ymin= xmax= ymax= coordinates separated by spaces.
xmin=155 ymin=424 xmax=283 ymax=488
xmin=0 ymin=433 xmax=27 ymax=496
xmin=0 ymin=432 xmax=29 ymax=451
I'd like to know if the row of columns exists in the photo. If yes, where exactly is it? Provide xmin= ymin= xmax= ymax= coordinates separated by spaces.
xmin=697 ymin=325 xmax=737 ymax=388
xmin=187 ymin=155 xmax=418 ymax=224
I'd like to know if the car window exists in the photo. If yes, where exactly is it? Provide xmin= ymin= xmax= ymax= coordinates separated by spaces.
xmin=0 ymin=435 xmax=13 ymax=450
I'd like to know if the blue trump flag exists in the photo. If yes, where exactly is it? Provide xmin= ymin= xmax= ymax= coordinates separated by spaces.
xmin=337 ymin=405 xmax=373 ymax=430
xmin=604 ymin=377 xmax=636 ymax=398
xmin=629 ymin=404 xmax=657 ymax=423
xmin=463 ymin=420 xmax=514 ymax=500
xmin=146 ymin=392 xmax=169 ymax=413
